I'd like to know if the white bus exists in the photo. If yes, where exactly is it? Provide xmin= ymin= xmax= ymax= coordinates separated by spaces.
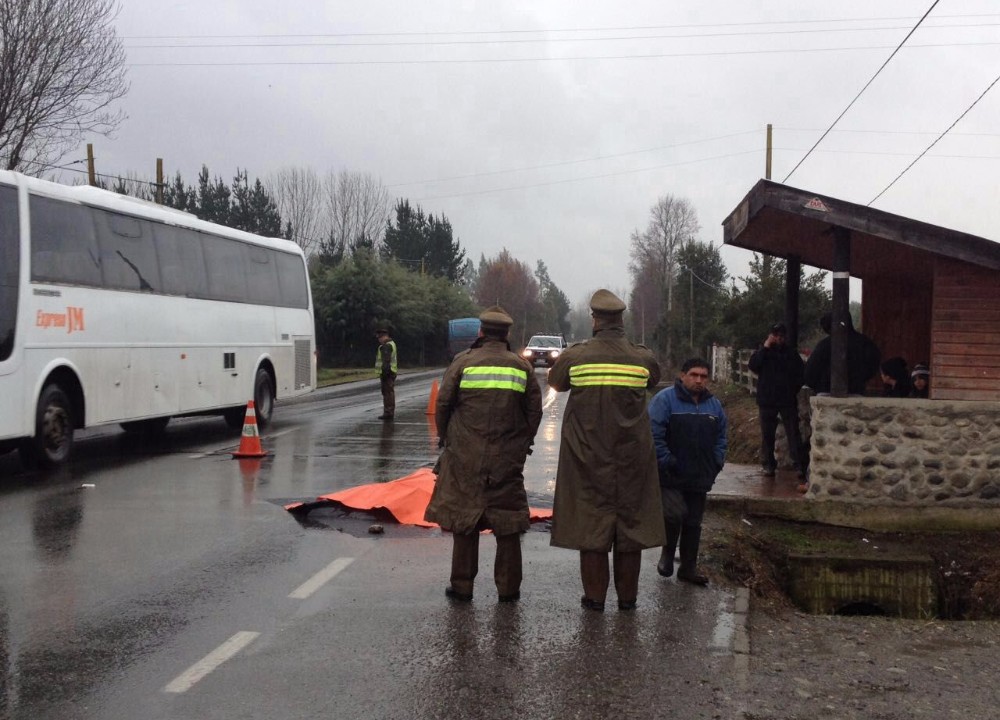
xmin=0 ymin=171 xmax=316 ymax=469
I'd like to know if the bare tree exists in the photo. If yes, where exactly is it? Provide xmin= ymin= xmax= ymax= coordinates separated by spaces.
xmin=322 ymin=170 xmax=391 ymax=258
xmin=628 ymin=195 xmax=700 ymax=361
xmin=265 ymin=166 xmax=323 ymax=256
xmin=0 ymin=0 xmax=128 ymax=173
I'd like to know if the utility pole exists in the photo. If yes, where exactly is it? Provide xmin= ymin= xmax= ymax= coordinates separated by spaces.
xmin=155 ymin=158 xmax=164 ymax=204
xmin=689 ymin=268 xmax=694 ymax=355
xmin=766 ymin=123 xmax=773 ymax=180
xmin=87 ymin=144 xmax=96 ymax=186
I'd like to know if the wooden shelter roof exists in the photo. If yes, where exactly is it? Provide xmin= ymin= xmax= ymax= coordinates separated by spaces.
xmin=722 ymin=180 xmax=1000 ymax=276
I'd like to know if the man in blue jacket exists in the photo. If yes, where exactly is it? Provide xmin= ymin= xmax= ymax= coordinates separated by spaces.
xmin=648 ymin=358 xmax=728 ymax=585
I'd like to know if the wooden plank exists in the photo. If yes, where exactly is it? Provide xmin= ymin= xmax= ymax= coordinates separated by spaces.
xmin=932 ymin=331 xmax=1000 ymax=345
xmin=932 ymin=321 xmax=1000 ymax=334
xmin=936 ymin=365 xmax=1000 ymax=379
xmin=932 ymin=354 xmax=1000 ymax=367
xmin=934 ymin=309 xmax=1000 ymax=323
xmin=934 ymin=297 xmax=1000 ymax=311
xmin=933 ymin=377 xmax=1000 ymax=390
xmin=934 ymin=388 xmax=1000 ymax=401
xmin=932 ymin=343 xmax=1000 ymax=356
xmin=933 ymin=286 xmax=1000 ymax=300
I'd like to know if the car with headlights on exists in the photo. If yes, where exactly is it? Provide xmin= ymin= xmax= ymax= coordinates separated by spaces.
xmin=521 ymin=334 xmax=567 ymax=368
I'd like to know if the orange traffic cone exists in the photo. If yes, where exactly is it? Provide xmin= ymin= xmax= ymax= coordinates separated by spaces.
xmin=232 ymin=400 xmax=268 ymax=458
xmin=425 ymin=379 xmax=440 ymax=415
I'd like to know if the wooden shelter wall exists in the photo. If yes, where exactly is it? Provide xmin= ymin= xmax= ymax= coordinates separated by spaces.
xmin=862 ymin=280 xmax=932 ymax=371
xmin=859 ymin=244 xmax=933 ymax=383
xmin=932 ymin=258 xmax=1000 ymax=401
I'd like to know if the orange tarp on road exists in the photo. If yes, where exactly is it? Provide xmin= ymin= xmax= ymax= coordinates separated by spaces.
xmin=286 ymin=467 xmax=553 ymax=528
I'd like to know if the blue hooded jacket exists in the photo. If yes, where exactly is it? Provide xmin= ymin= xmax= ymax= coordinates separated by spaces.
xmin=648 ymin=379 xmax=728 ymax=492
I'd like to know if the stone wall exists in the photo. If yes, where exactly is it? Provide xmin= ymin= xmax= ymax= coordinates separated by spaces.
xmin=806 ymin=397 xmax=1000 ymax=505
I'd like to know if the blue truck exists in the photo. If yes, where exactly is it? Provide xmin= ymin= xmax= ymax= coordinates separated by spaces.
xmin=447 ymin=317 xmax=480 ymax=359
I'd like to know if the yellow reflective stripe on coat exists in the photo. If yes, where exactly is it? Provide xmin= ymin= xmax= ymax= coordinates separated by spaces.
xmin=460 ymin=365 xmax=529 ymax=392
xmin=569 ymin=363 xmax=649 ymax=388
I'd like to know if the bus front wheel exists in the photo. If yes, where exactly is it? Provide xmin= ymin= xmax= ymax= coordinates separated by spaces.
xmin=22 ymin=384 xmax=74 ymax=469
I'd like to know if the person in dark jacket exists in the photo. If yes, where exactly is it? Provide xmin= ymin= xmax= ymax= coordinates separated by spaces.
xmin=425 ymin=306 xmax=543 ymax=603
xmin=648 ymin=358 xmax=728 ymax=586
xmin=909 ymin=363 xmax=931 ymax=398
xmin=549 ymin=289 xmax=664 ymax=612
xmin=748 ymin=322 xmax=804 ymax=476
xmin=880 ymin=356 xmax=911 ymax=398
xmin=803 ymin=312 xmax=880 ymax=395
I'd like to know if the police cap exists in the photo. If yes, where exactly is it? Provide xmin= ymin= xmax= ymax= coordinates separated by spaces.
xmin=590 ymin=289 xmax=626 ymax=315
xmin=479 ymin=305 xmax=514 ymax=330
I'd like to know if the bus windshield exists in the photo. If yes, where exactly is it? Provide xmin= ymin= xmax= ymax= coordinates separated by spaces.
xmin=0 ymin=184 xmax=17 ymax=362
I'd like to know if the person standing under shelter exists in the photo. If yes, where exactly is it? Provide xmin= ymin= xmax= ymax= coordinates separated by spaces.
xmin=648 ymin=358 xmax=728 ymax=586
xmin=425 ymin=306 xmax=542 ymax=603
xmin=748 ymin=322 xmax=804 ymax=477
xmin=803 ymin=312 xmax=880 ymax=395
xmin=549 ymin=289 xmax=664 ymax=612
xmin=375 ymin=328 xmax=397 ymax=420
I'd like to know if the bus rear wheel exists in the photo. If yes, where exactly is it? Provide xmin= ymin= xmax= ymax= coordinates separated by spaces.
xmin=21 ymin=384 xmax=74 ymax=469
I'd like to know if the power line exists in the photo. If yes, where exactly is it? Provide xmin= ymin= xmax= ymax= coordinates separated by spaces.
xmin=128 ymin=39 xmax=1000 ymax=68
xmin=389 ymin=130 xmax=759 ymax=188
xmin=124 ymin=22 xmax=1000 ymax=50
xmin=412 ymin=149 xmax=761 ymax=202
xmin=778 ymin=127 xmax=1000 ymax=138
xmin=782 ymin=0 xmax=941 ymax=183
xmin=868 ymin=72 xmax=1000 ymax=205
xmin=122 ymin=13 xmax=1000 ymax=40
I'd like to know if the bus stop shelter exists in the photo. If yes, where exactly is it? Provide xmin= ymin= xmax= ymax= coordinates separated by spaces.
xmin=721 ymin=180 xmax=1000 ymax=507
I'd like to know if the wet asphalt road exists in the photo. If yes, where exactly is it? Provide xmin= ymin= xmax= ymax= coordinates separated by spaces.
xmin=0 ymin=369 xmax=743 ymax=720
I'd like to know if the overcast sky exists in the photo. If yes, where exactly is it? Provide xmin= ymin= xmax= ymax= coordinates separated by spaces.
xmin=75 ymin=0 xmax=1000 ymax=306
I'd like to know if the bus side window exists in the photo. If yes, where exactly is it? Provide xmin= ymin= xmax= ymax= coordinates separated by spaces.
xmin=243 ymin=245 xmax=280 ymax=306
xmin=203 ymin=235 xmax=248 ymax=303
xmin=152 ymin=224 xmax=208 ymax=298
xmin=275 ymin=251 xmax=309 ymax=309
xmin=0 ymin=184 xmax=18 ymax=362
xmin=30 ymin=196 xmax=102 ymax=287
xmin=93 ymin=209 xmax=161 ymax=293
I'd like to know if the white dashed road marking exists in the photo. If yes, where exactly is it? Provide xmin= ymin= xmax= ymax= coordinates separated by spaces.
xmin=163 ymin=631 xmax=260 ymax=694
xmin=288 ymin=557 xmax=355 ymax=600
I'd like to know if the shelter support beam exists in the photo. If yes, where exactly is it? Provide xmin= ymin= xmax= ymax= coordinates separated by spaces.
xmin=831 ymin=228 xmax=851 ymax=397
xmin=785 ymin=256 xmax=801 ymax=350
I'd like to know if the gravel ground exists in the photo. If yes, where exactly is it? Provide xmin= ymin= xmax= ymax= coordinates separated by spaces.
xmin=742 ymin=610 xmax=1000 ymax=719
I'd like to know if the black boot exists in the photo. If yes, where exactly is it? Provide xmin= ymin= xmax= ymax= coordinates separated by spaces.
xmin=613 ymin=550 xmax=641 ymax=610
xmin=447 ymin=533 xmax=479 ymax=601
xmin=657 ymin=522 xmax=681 ymax=577
xmin=677 ymin=525 xmax=708 ymax=586
xmin=579 ymin=551 xmax=609 ymax=611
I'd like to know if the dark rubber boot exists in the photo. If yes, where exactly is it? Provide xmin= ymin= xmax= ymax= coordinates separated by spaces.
xmin=447 ymin=533 xmax=479 ymax=600
xmin=677 ymin=525 xmax=708 ymax=586
xmin=494 ymin=533 xmax=523 ymax=602
xmin=579 ymin=551 xmax=609 ymax=611
xmin=613 ymin=550 xmax=641 ymax=610
xmin=658 ymin=522 xmax=681 ymax=577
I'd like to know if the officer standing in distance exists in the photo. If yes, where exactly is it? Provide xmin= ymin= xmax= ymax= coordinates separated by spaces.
xmin=425 ymin=306 xmax=543 ymax=603
xmin=375 ymin=328 xmax=397 ymax=420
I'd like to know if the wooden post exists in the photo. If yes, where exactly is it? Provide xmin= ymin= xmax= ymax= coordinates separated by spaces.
xmin=831 ymin=228 xmax=851 ymax=397
xmin=155 ymin=158 xmax=164 ymax=204
xmin=765 ymin=124 xmax=772 ymax=180
xmin=785 ymin=255 xmax=801 ymax=350
xmin=87 ymin=144 xmax=96 ymax=186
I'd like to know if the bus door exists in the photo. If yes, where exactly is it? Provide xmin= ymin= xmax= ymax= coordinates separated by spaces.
xmin=0 ymin=182 xmax=23 ymax=439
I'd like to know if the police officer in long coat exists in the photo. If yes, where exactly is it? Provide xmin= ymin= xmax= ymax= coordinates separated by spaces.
xmin=549 ymin=289 xmax=664 ymax=612
xmin=425 ymin=306 xmax=543 ymax=603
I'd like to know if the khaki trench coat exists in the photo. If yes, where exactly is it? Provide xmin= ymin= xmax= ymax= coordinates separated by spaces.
xmin=425 ymin=338 xmax=543 ymax=535
xmin=548 ymin=323 xmax=665 ymax=552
